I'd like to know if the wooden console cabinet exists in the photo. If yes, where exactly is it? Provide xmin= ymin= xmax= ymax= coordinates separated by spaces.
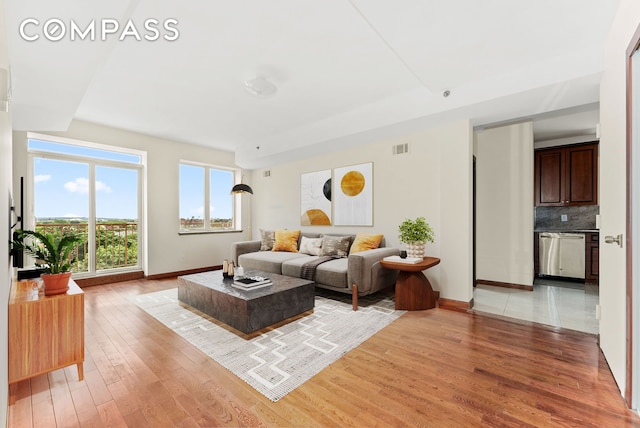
xmin=9 ymin=278 xmax=84 ymax=397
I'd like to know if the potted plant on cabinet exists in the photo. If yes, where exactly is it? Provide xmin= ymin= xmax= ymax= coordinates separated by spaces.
xmin=398 ymin=217 xmax=435 ymax=259
xmin=12 ymin=229 xmax=82 ymax=295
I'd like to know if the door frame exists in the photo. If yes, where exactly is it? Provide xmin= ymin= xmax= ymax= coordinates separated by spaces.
xmin=625 ymin=22 xmax=640 ymax=409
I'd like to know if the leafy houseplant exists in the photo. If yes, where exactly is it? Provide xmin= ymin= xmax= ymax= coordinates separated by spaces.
xmin=13 ymin=229 xmax=82 ymax=295
xmin=398 ymin=217 xmax=435 ymax=258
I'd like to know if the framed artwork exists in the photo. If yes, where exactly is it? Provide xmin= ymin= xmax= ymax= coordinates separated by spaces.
xmin=333 ymin=162 xmax=373 ymax=226
xmin=300 ymin=169 xmax=332 ymax=225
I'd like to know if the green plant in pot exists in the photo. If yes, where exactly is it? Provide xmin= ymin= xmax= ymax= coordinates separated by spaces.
xmin=12 ymin=229 xmax=82 ymax=295
xmin=398 ymin=217 xmax=435 ymax=259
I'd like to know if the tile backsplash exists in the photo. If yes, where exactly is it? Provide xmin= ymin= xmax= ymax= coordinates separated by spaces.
xmin=535 ymin=205 xmax=599 ymax=231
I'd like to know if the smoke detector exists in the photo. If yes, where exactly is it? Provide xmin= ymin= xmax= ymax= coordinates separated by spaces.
xmin=244 ymin=76 xmax=277 ymax=97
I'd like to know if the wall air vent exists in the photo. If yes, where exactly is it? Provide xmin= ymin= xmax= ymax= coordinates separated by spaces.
xmin=393 ymin=143 xmax=409 ymax=155
xmin=263 ymin=170 xmax=271 ymax=177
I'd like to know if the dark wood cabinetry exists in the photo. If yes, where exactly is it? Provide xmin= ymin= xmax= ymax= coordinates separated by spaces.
xmin=534 ymin=143 xmax=598 ymax=207
xmin=585 ymin=232 xmax=599 ymax=284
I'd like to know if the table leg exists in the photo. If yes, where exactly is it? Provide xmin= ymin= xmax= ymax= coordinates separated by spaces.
xmin=77 ymin=362 xmax=84 ymax=381
xmin=8 ymin=383 xmax=16 ymax=405
xmin=395 ymin=271 xmax=438 ymax=310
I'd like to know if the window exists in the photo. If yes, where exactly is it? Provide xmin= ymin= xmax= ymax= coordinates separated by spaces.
xmin=179 ymin=162 xmax=236 ymax=232
xmin=28 ymin=134 xmax=144 ymax=276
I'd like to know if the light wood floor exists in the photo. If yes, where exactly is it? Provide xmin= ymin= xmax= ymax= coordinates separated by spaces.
xmin=8 ymin=278 xmax=640 ymax=427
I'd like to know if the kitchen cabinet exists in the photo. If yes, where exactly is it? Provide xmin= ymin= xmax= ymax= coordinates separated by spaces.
xmin=534 ymin=143 xmax=598 ymax=207
xmin=585 ymin=232 xmax=599 ymax=284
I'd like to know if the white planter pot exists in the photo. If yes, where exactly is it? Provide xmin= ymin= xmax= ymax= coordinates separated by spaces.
xmin=406 ymin=241 xmax=425 ymax=259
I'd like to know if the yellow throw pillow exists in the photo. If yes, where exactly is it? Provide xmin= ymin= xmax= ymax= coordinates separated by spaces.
xmin=350 ymin=233 xmax=383 ymax=254
xmin=272 ymin=229 xmax=301 ymax=252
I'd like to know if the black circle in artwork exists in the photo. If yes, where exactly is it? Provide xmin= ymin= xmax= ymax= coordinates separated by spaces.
xmin=323 ymin=179 xmax=332 ymax=201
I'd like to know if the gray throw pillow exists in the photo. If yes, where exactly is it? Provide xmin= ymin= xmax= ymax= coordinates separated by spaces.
xmin=320 ymin=236 xmax=351 ymax=257
xmin=259 ymin=229 xmax=275 ymax=251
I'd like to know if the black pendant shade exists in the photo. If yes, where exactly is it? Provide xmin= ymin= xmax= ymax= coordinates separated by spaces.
xmin=231 ymin=183 xmax=254 ymax=194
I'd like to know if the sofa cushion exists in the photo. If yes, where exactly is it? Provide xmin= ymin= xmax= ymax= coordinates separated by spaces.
xmin=259 ymin=229 xmax=275 ymax=251
xmin=239 ymin=251 xmax=309 ymax=274
xmin=299 ymin=236 xmax=323 ymax=256
xmin=350 ymin=233 xmax=383 ymax=254
xmin=282 ymin=256 xmax=348 ymax=289
xmin=272 ymin=229 xmax=300 ymax=252
xmin=316 ymin=258 xmax=349 ymax=288
xmin=319 ymin=235 xmax=351 ymax=257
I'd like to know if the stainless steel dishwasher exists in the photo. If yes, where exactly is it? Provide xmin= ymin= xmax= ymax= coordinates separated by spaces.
xmin=539 ymin=232 xmax=586 ymax=279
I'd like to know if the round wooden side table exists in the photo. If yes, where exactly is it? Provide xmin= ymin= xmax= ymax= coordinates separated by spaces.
xmin=380 ymin=256 xmax=441 ymax=310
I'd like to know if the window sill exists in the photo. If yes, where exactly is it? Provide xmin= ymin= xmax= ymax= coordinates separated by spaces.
xmin=178 ymin=229 xmax=244 ymax=236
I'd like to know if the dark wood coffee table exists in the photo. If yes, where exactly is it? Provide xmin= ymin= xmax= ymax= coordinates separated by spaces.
xmin=177 ymin=270 xmax=314 ymax=334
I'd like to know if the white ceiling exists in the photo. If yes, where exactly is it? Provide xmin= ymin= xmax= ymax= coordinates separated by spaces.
xmin=4 ymin=1 xmax=618 ymax=168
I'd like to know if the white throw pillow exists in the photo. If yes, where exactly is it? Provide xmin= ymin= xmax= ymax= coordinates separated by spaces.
xmin=299 ymin=236 xmax=323 ymax=256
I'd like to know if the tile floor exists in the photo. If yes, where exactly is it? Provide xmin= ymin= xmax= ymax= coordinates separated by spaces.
xmin=472 ymin=278 xmax=599 ymax=334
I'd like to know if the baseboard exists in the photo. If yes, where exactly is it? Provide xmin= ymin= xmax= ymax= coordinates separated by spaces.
xmin=438 ymin=297 xmax=474 ymax=312
xmin=75 ymin=271 xmax=145 ymax=287
xmin=476 ymin=279 xmax=533 ymax=291
xmin=146 ymin=265 xmax=221 ymax=280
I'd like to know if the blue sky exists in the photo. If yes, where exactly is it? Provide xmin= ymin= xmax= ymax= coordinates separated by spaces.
xmin=33 ymin=157 xmax=140 ymax=219
xmin=179 ymin=164 xmax=233 ymax=220
xmin=31 ymin=139 xmax=233 ymax=221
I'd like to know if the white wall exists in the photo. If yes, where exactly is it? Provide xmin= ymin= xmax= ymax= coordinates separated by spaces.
xmin=250 ymin=120 xmax=474 ymax=303
xmin=0 ymin=0 xmax=11 ymax=422
xmin=12 ymin=120 xmax=248 ymax=276
xmin=599 ymin=0 xmax=640 ymax=401
xmin=476 ymin=122 xmax=534 ymax=286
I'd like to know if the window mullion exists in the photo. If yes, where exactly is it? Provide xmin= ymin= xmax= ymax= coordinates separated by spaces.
xmin=88 ymin=162 xmax=97 ymax=274
xmin=204 ymin=167 xmax=211 ymax=231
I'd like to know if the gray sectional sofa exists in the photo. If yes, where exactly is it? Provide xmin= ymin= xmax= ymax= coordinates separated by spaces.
xmin=231 ymin=232 xmax=399 ymax=310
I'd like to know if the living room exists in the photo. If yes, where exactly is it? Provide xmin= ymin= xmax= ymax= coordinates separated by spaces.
xmin=2 ymin=1 xmax=640 ymax=426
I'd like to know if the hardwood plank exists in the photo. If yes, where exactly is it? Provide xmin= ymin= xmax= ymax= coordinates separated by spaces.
xmin=96 ymin=400 xmax=130 ymax=428
xmin=83 ymin=367 xmax=113 ymax=407
xmin=8 ymin=277 xmax=640 ymax=428
xmin=48 ymin=370 xmax=81 ymax=428
xmin=7 ymin=380 xmax=33 ymax=428
xmin=69 ymin=382 xmax=104 ymax=428
xmin=29 ymin=375 xmax=57 ymax=428
xmin=105 ymin=380 xmax=138 ymax=418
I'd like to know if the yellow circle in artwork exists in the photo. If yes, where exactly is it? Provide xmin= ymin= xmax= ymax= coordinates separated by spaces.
xmin=301 ymin=209 xmax=331 ymax=226
xmin=341 ymin=171 xmax=365 ymax=196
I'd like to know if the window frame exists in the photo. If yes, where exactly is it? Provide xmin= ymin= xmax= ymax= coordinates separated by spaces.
xmin=26 ymin=132 xmax=146 ymax=277
xmin=178 ymin=160 xmax=240 ymax=234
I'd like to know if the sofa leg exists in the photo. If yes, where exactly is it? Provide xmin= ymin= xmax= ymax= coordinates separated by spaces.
xmin=352 ymin=284 xmax=358 ymax=311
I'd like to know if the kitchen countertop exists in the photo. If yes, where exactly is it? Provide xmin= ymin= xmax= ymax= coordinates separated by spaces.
xmin=534 ymin=229 xmax=599 ymax=233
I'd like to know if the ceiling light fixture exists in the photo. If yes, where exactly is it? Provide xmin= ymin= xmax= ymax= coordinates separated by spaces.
xmin=244 ymin=76 xmax=277 ymax=97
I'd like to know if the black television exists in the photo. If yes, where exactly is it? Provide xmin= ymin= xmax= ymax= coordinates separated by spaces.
xmin=10 ymin=177 xmax=23 ymax=268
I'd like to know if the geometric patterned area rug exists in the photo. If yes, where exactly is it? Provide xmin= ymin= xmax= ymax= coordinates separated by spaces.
xmin=134 ymin=288 xmax=405 ymax=402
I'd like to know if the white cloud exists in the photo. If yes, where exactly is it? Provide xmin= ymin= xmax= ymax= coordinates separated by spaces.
xmin=95 ymin=181 xmax=112 ymax=193
xmin=34 ymin=174 xmax=51 ymax=183
xmin=64 ymin=177 xmax=112 ymax=194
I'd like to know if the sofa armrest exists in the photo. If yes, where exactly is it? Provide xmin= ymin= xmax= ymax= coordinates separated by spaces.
xmin=231 ymin=240 xmax=262 ymax=265
xmin=348 ymin=247 xmax=400 ymax=294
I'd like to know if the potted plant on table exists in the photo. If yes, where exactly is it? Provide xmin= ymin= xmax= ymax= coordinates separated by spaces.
xmin=398 ymin=217 xmax=435 ymax=259
xmin=12 ymin=229 xmax=82 ymax=295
